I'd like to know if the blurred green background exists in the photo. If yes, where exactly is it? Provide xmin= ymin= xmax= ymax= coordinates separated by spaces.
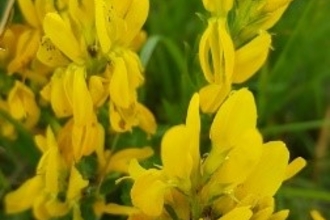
xmin=1 ymin=0 xmax=330 ymax=219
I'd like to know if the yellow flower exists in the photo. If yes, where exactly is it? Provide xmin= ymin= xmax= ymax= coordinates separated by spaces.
xmin=5 ymin=0 xmax=56 ymax=78
xmin=6 ymin=127 xmax=64 ymax=216
xmin=199 ymin=18 xmax=234 ymax=113
xmin=199 ymin=0 xmax=290 ymax=113
xmin=128 ymin=88 xmax=305 ymax=219
xmin=56 ymin=116 xmax=104 ymax=164
xmin=41 ymin=65 xmax=94 ymax=125
xmin=198 ymin=17 xmax=271 ymax=113
xmin=95 ymin=0 xmax=156 ymax=134
xmin=7 ymin=81 xmax=40 ymax=128
xmin=5 ymin=127 xmax=89 ymax=220
xmin=94 ymin=0 xmax=149 ymax=52
xmin=0 ymin=25 xmax=23 ymax=68
xmin=38 ymin=0 xmax=156 ymax=134
xmin=126 ymin=93 xmax=204 ymax=218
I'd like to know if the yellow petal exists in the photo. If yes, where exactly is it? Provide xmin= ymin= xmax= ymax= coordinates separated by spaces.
xmin=57 ymin=120 xmax=76 ymax=165
xmin=95 ymin=122 xmax=106 ymax=168
xmin=233 ymin=32 xmax=271 ymax=84
xmin=242 ymin=141 xmax=289 ymax=197
xmin=40 ymin=81 xmax=51 ymax=101
xmin=17 ymin=0 xmax=39 ymax=28
xmin=123 ymin=51 xmax=144 ymax=89
xmin=7 ymin=81 xmax=31 ymax=119
xmin=67 ymin=166 xmax=89 ymax=201
xmin=216 ymin=19 xmax=235 ymax=82
xmin=46 ymin=124 xmax=59 ymax=150
xmin=284 ymin=157 xmax=306 ymax=181
xmin=218 ymin=207 xmax=252 ymax=220
xmin=199 ymin=19 xmax=235 ymax=84
xmin=269 ymin=210 xmax=289 ymax=220
xmin=72 ymin=119 xmax=103 ymax=160
xmin=35 ymin=134 xmax=48 ymax=153
xmin=310 ymin=210 xmax=326 ymax=220
xmin=259 ymin=5 xmax=289 ymax=31
xmin=89 ymin=76 xmax=109 ymax=107
xmin=44 ymin=144 xmax=62 ymax=195
xmin=109 ymin=57 xmax=131 ymax=108
xmin=107 ymin=147 xmax=153 ymax=173
xmin=208 ymin=21 xmax=222 ymax=81
xmin=185 ymin=93 xmax=201 ymax=178
xmin=131 ymin=170 xmax=167 ymax=217
xmin=252 ymin=207 xmax=273 ymax=220
xmin=257 ymin=196 xmax=275 ymax=211
xmin=37 ymin=128 xmax=57 ymax=173
xmin=49 ymin=68 xmax=73 ymax=117
xmin=94 ymin=0 xmax=112 ymax=52
xmin=210 ymin=88 xmax=256 ymax=150
xmin=35 ymin=0 xmax=56 ymax=23
xmin=161 ymin=125 xmax=192 ymax=191
xmin=120 ymin=0 xmax=149 ymax=46
xmin=43 ymin=13 xmax=83 ymax=63
xmin=128 ymin=159 xmax=147 ymax=180
xmin=136 ymin=103 xmax=157 ymax=135
xmin=45 ymin=199 xmax=70 ymax=217
xmin=109 ymin=102 xmax=133 ymax=132
xmin=108 ymin=0 xmax=130 ymax=17
xmin=37 ymin=36 xmax=70 ymax=67
xmin=207 ymin=129 xmax=262 ymax=188
xmin=130 ymin=30 xmax=147 ymax=51
xmin=199 ymin=24 xmax=214 ymax=83
xmin=5 ymin=176 xmax=43 ymax=213
xmin=69 ymin=0 xmax=94 ymax=26
xmin=71 ymin=66 xmax=94 ymax=126
xmin=7 ymin=81 xmax=40 ymax=128
xmin=7 ymin=29 xmax=40 ymax=74
xmin=199 ymin=83 xmax=231 ymax=113
xmin=33 ymin=193 xmax=51 ymax=220
xmin=0 ymin=27 xmax=18 ymax=65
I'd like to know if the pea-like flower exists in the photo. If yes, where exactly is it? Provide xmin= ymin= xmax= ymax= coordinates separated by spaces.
xmin=127 ymin=88 xmax=306 ymax=219
xmin=198 ymin=0 xmax=291 ymax=113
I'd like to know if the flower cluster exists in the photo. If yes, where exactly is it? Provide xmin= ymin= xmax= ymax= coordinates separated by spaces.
xmin=128 ymin=89 xmax=306 ymax=219
xmin=2 ymin=0 xmax=155 ymax=219
xmin=0 ymin=0 xmax=310 ymax=219
xmin=199 ymin=0 xmax=292 ymax=113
